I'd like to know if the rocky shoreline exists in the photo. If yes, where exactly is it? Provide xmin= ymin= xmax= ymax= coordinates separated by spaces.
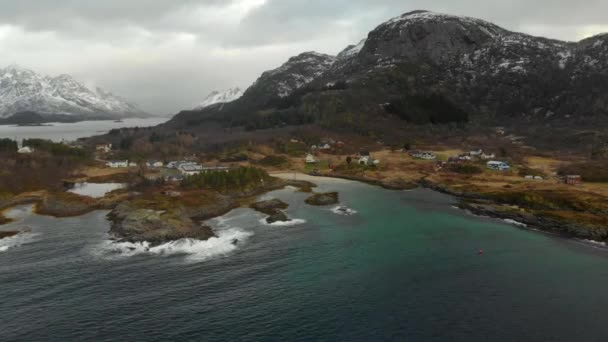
xmin=420 ymin=179 xmax=608 ymax=243
xmin=106 ymin=177 xmax=317 ymax=245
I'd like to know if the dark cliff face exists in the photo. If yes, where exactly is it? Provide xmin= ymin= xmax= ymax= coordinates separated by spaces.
xmin=168 ymin=10 xmax=608 ymax=131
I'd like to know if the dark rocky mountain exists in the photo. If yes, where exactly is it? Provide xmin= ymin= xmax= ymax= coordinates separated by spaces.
xmin=167 ymin=10 xmax=608 ymax=133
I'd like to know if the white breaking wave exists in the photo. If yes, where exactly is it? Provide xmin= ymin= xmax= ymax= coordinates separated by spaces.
xmin=0 ymin=232 xmax=39 ymax=253
xmin=503 ymin=219 xmax=527 ymax=228
xmin=331 ymin=205 xmax=358 ymax=216
xmin=95 ymin=228 xmax=252 ymax=262
xmin=582 ymin=239 xmax=607 ymax=247
xmin=259 ymin=217 xmax=307 ymax=227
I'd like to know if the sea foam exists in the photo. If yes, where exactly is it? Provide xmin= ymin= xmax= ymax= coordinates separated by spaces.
xmin=503 ymin=219 xmax=528 ymax=228
xmin=331 ymin=205 xmax=358 ymax=216
xmin=259 ymin=218 xmax=307 ymax=227
xmin=0 ymin=232 xmax=39 ymax=253
xmin=96 ymin=228 xmax=252 ymax=262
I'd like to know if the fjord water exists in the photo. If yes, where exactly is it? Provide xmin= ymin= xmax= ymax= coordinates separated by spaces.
xmin=2 ymin=179 xmax=608 ymax=341
xmin=0 ymin=117 xmax=169 ymax=142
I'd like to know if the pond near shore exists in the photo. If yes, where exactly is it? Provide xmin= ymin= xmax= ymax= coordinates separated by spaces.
xmin=67 ymin=182 xmax=125 ymax=198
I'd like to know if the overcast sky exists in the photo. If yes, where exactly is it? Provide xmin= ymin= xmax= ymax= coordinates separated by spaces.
xmin=1 ymin=0 xmax=607 ymax=115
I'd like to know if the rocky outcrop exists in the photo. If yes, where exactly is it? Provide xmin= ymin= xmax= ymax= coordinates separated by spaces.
xmin=107 ymin=203 xmax=216 ymax=246
xmin=305 ymin=192 xmax=339 ymax=206
xmin=0 ymin=231 xmax=19 ymax=240
xmin=460 ymin=201 xmax=608 ymax=242
xmin=251 ymin=199 xmax=289 ymax=215
xmin=251 ymin=199 xmax=292 ymax=224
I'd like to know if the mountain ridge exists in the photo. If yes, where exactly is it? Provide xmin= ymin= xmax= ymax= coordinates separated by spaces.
xmin=0 ymin=65 xmax=147 ymax=119
xmin=165 ymin=10 xmax=608 ymax=133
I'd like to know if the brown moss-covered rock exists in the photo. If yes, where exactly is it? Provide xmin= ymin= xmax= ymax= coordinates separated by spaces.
xmin=107 ymin=203 xmax=216 ymax=246
xmin=251 ymin=199 xmax=289 ymax=215
xmin=35 ymin=192 xmax=99 ymax=217
xmin=305 ymin=192 xmax=339 ymax=206
xmin=0 ymin=231 xmax=19 ymax=239
xmin=266 ymin=211 xmax=291 ymax=224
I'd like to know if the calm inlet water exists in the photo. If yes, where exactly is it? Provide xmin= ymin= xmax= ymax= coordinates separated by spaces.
xmin=0 ymin=117 xmax=169 ymax=142
xmin=2 ymin=178 xmax=608 ymax=341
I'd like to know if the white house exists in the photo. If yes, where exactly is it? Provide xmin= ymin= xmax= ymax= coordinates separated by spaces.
xmin=129 ymin=162 xmax=138 ymax=167
xmin=146 ymin=160 xmax=164 ymax=168
xmin=481 ymin=153 xmax=496 ymax=160
xmin=305 ymin=154 xmax=318 ymax=164
xmin=17 ymin=146 xmax=33 ymax=154
xmin=96 ymin=144 xmax=112 ymax=153
xmin=202 ymin=166 xmax=230 ymax=173
xmin=179 ymin=164 xmax=204 ymax=176
xmin=469 ymin=149 xmax=483 ymax=157
xmin=106 ymin=160 xmax=128 ymax=168
xmin=358 ymin=156 xmax=380 ymax=166
xmin=487 ymin=161 xmax=510 ymax=171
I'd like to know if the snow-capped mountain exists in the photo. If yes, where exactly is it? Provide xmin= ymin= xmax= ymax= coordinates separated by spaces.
xmin=0 ymin=65 xmax=147 ymax=119
xmin=169 ymin=10 xmax=608 ymax=130
xmin=195 ymin=87 xmax=243 ymax=109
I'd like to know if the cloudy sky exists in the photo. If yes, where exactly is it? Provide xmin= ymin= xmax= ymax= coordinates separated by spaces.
xmin=1 ymin=0 xmax=607 ymax=115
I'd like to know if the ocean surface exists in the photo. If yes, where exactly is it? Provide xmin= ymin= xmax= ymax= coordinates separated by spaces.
xmin=2 ymin=177 xmax=608 ymax=341
xmin=0 ymin=117 xmax=169 ymax=142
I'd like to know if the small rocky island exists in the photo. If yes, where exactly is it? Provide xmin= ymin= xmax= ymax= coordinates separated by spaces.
xmin=251 ymin=199 xmax=291 ymax=224
xmin=0 ymin=231 xmax=19 ymax=240
xmin=305 ymin=192 xmax=339 ymax=206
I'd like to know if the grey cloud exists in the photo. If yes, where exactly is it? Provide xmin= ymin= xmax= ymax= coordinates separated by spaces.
xmin=0 ymin=0 xmax=608 ymax=115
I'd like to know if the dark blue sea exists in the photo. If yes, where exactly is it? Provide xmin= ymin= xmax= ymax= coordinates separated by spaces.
xmin=2 ymin=178 xmax=608 ymax=341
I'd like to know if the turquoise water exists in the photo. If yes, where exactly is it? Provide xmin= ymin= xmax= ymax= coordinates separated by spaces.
xmin=2 ymin=178 xmax=608 ymax=341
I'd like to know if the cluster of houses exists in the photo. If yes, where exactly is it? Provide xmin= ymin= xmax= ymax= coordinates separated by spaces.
xmin=310 ymin=138 xmax=345 ymax=151
xmin=95 ymin=144 xmax=112 ymax=154
xmin=449 ymin=149 xmax=496 ymax=162
xmin=104 ymin=158 xmax=229 ymax=177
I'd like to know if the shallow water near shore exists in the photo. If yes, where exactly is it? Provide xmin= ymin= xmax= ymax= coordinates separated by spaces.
xmin=2 ymin=178 xmax=608 ymax=341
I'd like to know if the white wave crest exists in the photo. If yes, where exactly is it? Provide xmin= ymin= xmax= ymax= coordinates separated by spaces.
xmin=0 ymin=232 xmax=38 ymax=253
xmin=331 ymin=205 xmax=357 ymax=216
xmin=503 ymin=219 xmax=527 ymax=228
xmin=582 ymin=239 xmax=607 ymax=247
xmin=95 ymin=228 xmax=253 ymax=262
xmin=259 ymin=217 xmax=307 ymax=227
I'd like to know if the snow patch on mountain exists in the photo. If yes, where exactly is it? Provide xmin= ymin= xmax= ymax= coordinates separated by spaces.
xmin=195 ymin=87 xmax=243 ymax=109
xmin=0 ymin=65 xmax=146 ymax=118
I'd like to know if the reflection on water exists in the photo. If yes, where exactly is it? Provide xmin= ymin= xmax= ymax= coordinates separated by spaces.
xmin=67 ymin=183 xmax=125 ymax=198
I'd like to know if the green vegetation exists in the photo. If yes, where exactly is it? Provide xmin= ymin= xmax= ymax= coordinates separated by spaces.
xmin=181 ymin=167 xmax=271 ymax=192
xmin=257 ymin=155 xmax=290 ymax=167
xmin=23 ymin=139 xmax=89 ymax=159
xmin=0 ymin=139 xmax=17 ymax=153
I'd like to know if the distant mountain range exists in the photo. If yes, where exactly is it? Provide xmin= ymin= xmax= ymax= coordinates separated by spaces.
xmin=195 ymin=87 xmax=243 ymax=109
xmin=0 ymin=65 xmax=147 ymax=120
xmin=168 ymin=10 xmax=608 ymax=133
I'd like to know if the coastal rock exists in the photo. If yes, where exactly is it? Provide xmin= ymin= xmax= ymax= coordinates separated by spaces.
xmin=107 ymin=203 xmax=216 ymax=246
xmin=251 ymin=199 xmax=289 ymax=215
xmin=36 ymin=192 xmax=99 ymax=217
xmin=266 ymin=211 xmax=292 ymax=224
xmin=251 ymin=199 xmax=292 ymax=224
xmin=305 ymin=192 xmax=339 ymax=206
xmin=0 ymin=231 xmax=19 ymax=240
